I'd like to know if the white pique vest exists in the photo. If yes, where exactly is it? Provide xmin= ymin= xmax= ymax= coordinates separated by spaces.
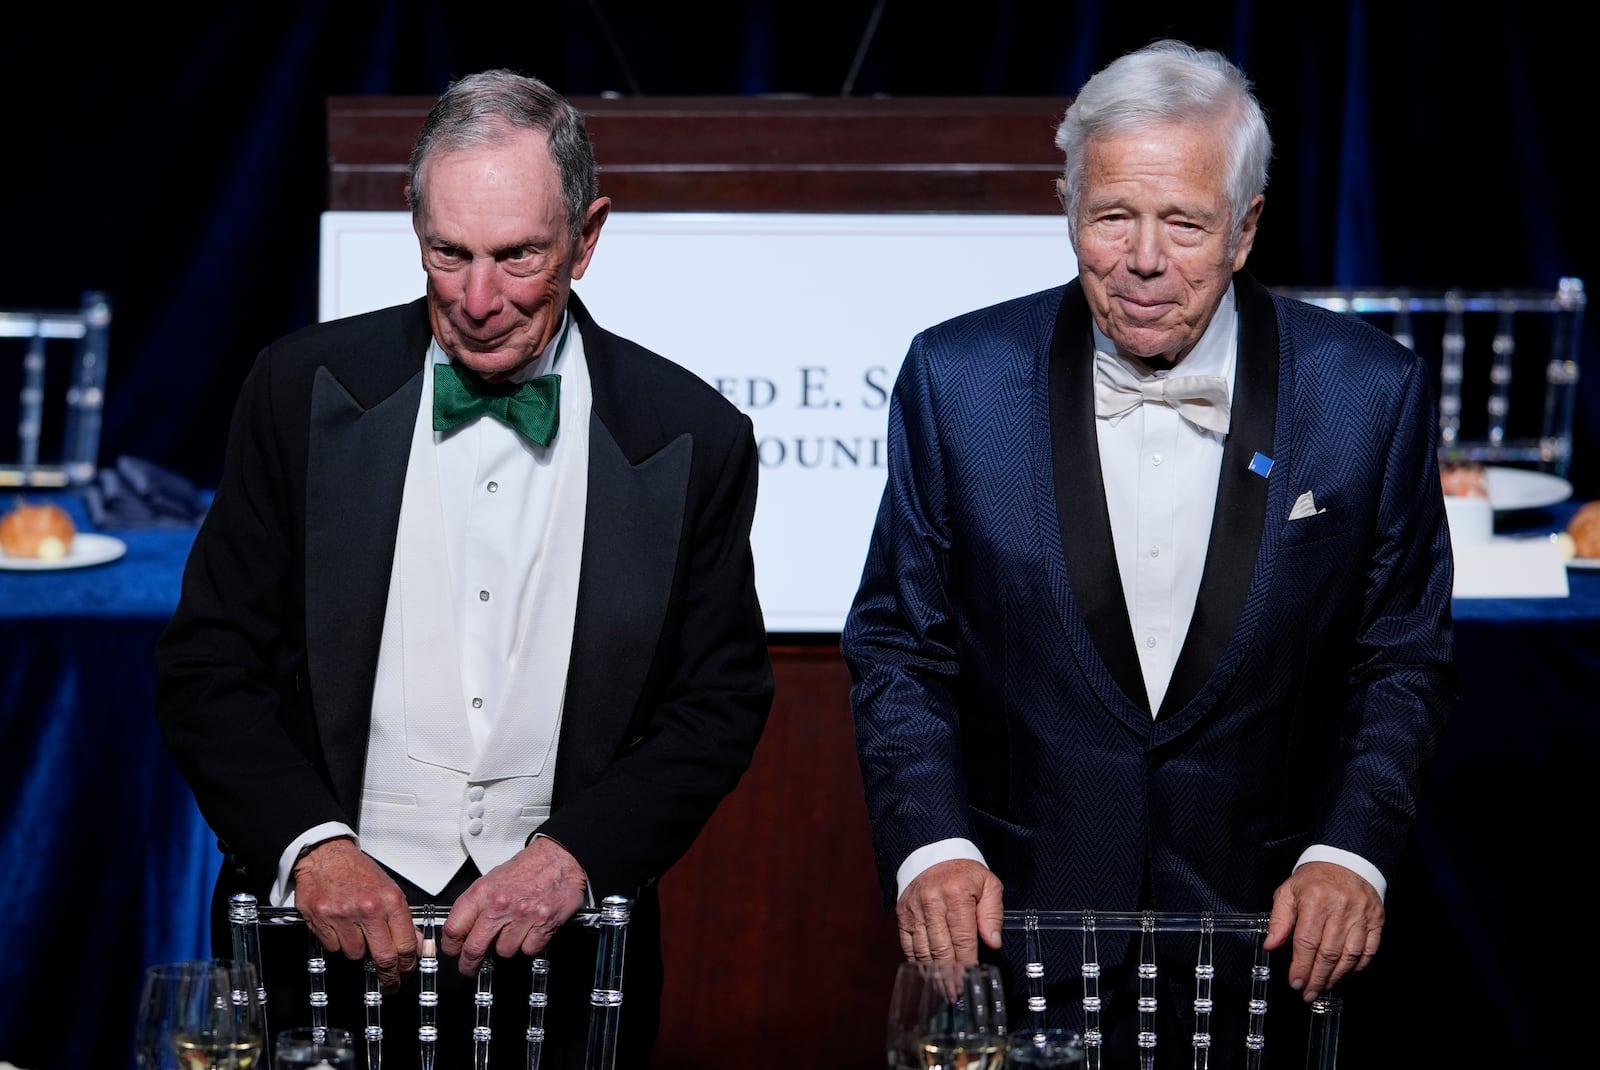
xmin=359 ymin=356 xmax=589 ymax=895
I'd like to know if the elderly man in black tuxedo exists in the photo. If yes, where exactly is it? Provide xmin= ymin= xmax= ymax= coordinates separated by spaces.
xmin=156 ymin=69 xmax=773 ymax=1067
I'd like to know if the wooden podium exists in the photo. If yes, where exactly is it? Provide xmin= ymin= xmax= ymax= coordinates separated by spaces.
xmin=328 ymin=94 xmax=1068 ymax=214
xmin=326 ymin=94 xmax=1070 ymax=1067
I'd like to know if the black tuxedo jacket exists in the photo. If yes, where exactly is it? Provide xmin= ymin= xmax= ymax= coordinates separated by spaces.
xmin=155 ymin=293 xmax=773 ymax=1027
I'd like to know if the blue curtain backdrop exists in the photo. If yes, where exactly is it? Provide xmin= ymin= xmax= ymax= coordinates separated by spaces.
xmin=0 ymin=0 xmax=1592 ymax=494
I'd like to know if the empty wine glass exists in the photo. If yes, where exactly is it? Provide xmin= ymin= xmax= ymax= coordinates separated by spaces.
xmin=274 ymin=1026 xmax=357 ymax=1070
xmin=886 ymin=960 xmax=1008 ymax=1070
xmin=1004 ymin=1027 xmax=1086 ymax=1068
xmin=135 ymin=959 xmax=266 ymax=1070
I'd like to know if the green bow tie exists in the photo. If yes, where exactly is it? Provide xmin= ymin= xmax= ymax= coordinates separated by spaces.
xmin=433 ymin=361 xmax=561 ymax=447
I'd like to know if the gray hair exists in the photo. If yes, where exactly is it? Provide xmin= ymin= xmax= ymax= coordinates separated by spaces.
xmin=1054 ymin=39 xmax=1272 ymax=254
xmin=406 ymin=68 xmax=598 ymax=246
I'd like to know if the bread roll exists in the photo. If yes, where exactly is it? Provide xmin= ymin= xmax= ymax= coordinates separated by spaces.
xmin=1440 ymin=459 xmax=1489 ymax=498
xmin=1569 ymin=501 xmax=1600 ymax=559
xmin=0 ymin=501 xmax=77 ymax=559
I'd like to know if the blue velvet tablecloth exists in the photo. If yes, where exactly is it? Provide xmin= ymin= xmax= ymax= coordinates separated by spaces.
xmin=0 ymin=492 xmax=215 ymax=1070
xmin=1374 ymin=499 xmax=1599 ymax=1068
xmin=1 ymin=491 xmax=1594 ymax=1068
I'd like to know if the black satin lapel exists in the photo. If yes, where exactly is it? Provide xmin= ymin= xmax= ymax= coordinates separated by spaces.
xmin=1049 ymin=282 xmax=1150 ymax=714
xmin=553 ymin=417 xmax=690 ymax=805
xmin=305 ymin=365 xmax=422 ymax=816
xmin=1158 ymin=273 xmax=1280 ymax=719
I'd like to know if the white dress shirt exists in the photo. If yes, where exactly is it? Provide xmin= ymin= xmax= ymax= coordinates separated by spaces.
xmin=437 ymin=317 xmax=585 ymax=754
xmin=1094 ymin=288 xmax=1234 ymax=714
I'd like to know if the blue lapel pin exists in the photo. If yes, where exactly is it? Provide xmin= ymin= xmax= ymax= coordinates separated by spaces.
xmin=1248 ymin=452 xmax=1274 ymax=478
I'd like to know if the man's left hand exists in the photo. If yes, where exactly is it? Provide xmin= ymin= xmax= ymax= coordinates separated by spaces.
xmin=1263 ymin=860 xmax=1384 ymax=1001
xmin=440 ymin=837 xmax=588 ymax=975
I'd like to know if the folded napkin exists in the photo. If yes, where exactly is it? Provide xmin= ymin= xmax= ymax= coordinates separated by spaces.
xmin=1453 ymin=538 xmax=1569 ymax=598
xmin=83 ymin=455 xmax=206 ymax=529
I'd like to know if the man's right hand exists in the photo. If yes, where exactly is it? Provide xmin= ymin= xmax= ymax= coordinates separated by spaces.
xmin=290 ymin=837 xmax=419 ymax=993
xmin=896 ymin=859 xmax=1005 ymax=964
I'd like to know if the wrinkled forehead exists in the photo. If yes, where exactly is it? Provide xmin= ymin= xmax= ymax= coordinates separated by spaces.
xmin=415 ymin=128 xmax=558 ymax=217
xmin=1080 ymin=127 xmax=1230 ymax=208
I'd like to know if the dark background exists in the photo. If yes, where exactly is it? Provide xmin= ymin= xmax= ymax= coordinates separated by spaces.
xmin=0 ymin=4 xmax=1589 ymax=1066
xmin=0 ymin=0 xmax=1593 ymax=495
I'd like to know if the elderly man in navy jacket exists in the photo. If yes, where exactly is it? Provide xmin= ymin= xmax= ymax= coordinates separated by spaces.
xmin=845 ymin=39 xmax=1455 ymax=1068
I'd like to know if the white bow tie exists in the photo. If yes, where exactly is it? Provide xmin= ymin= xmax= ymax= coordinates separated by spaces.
xmin=1093 ymin=351 xmax=1232 ymax=434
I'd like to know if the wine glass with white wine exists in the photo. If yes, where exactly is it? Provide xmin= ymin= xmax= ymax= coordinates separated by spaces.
xmin=135 ymin=959 xmax=267 ymax=1070
xmin=886 ymin=960 xmax=1008 ymax=1070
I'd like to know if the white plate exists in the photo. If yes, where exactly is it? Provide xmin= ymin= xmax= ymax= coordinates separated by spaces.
xmin=0 ymin=532 xmax=127 ymax=571
xmin=1484 ymin=466 xmax=1572 ymax=511
xmin=1491 ymin=533 xmax=1600 ymax=570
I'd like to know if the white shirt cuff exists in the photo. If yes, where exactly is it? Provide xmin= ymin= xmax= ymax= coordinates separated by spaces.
xmin=1295 ymin=844 xmax=1386 ymax=901
xmin=895 ymin=841 xmax=1381 ymax=907
xmin=896 ymin=838 xmax=987 ymax=901
xmin=272 ymin=822 xmax=359 ymax=907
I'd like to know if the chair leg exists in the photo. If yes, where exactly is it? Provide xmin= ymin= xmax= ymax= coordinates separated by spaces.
xmin=1304 ymin=993 xmax=1342 ymax=1070
xmin=1192 ymin=914 xmax=1216 ymax=1070
xmin=526 ymin=957 xmax=550 ymax=1070
xmin=472 ymin=959 xmax=494 ymax=1069
xmin=307 ymin=929 xmax=329 ymax=1032
xmin=228 ymin=894 xmax=272 ymax=1049
xmin=1244 ymin=929 xmax=1269 ymax=1070
xmin=363 ymin=960 xmax=384 ymax=1070
xmin=585 ymin=896 xmax=632 ymax=1070
xmin=1081 ymin=916 xmax=1103 ymax=1070
xmin=1135 ymin=914 xmax=1157 ymax=1070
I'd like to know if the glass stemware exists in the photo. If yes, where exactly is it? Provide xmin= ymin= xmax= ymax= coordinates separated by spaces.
xmin=274 ymin=1026 xmax=357 ymax=1070
xmin=1004 ymin=1027 xmax=1086 ymax=1068
xmin=135 ymin=959 xmax=267 ymax=1070
xmin=886 ymin=960 xmax=1008 ymax=1070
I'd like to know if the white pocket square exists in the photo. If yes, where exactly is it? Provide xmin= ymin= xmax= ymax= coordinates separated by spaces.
xmin=1288 ymin=490 xmax=1326 ymax=520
